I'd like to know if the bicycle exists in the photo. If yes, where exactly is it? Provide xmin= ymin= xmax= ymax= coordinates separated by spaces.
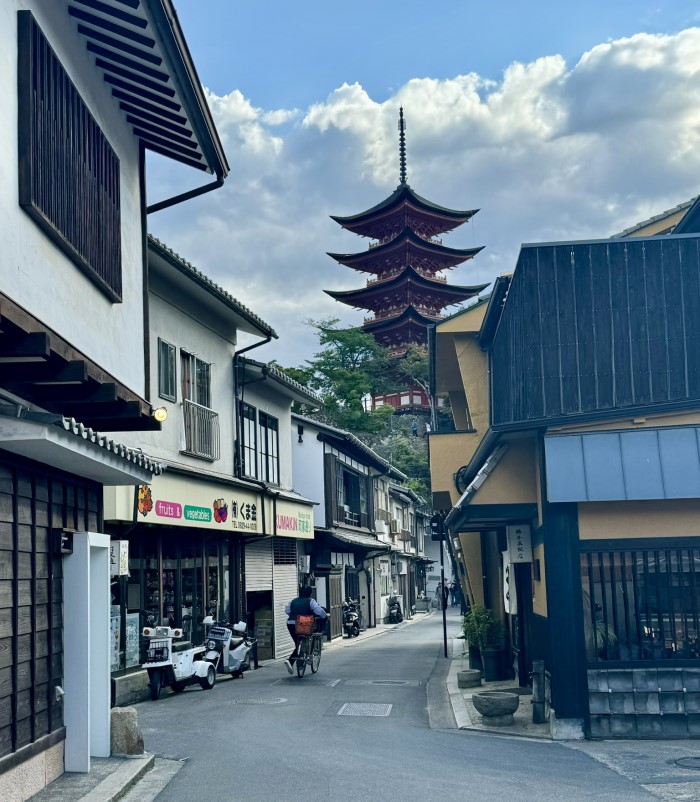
xmin=294 ymin=617 xmax=325 ymax=677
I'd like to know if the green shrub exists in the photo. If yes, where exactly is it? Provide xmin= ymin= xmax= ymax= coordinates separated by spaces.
xmin=462 ymin=604 xmax=504 ymax=650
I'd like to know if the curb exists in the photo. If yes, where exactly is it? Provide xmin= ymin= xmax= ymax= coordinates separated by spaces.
xmin=79 ymin=754 xmax=155 ymax=802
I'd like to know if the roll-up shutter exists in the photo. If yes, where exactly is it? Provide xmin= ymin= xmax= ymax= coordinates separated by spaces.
xmin=245 ymin=538 xmax=272 ymax=591
xmin=272 ymin=537 xmax=299 ymax=659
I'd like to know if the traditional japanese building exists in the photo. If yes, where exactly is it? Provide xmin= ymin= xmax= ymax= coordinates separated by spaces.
xmin=325 ymin=108 xmax=487 ymax=356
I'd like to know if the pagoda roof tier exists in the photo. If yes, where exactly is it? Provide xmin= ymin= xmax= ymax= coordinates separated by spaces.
xmin=361 ymin=305 xmax=440 ymax=347
xmin=327 ymin=228 xmax=483 ymax=275
xmin=324 ymin=266 xmax=487 ymax=312
xmin=331 ymin=183 xmax=478 ymax=240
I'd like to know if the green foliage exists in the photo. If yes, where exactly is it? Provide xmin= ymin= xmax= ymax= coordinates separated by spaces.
xmin=462 ymin=604 xmax=504 ymax=650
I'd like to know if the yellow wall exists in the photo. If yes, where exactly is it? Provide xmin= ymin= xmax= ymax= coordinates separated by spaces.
xmin=454 ymin=333 xmax=490 ymax=436
xmin=532 ymin=543 xmax=547 ymax=617
xmin=471 ymin=436 xmax=538 ymax=506
xmin=578 ymin=499 xmax=700 ymax=539
xmin=429 ymin=431 xmax=483 ymax=508
xmin=437 ymin=301 xmax=487 ymax=334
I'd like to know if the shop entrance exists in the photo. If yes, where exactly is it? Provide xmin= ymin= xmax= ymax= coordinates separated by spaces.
xmin=246 ymin=590 xmax=273 ymax=660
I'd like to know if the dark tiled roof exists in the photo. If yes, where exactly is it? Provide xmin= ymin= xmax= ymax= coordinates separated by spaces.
xmin=148 ymin=236 xmax=277 ymax=338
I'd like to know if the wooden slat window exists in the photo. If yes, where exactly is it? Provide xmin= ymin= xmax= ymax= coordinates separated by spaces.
xmin=18 ymin=12 xmax=122 ymax=301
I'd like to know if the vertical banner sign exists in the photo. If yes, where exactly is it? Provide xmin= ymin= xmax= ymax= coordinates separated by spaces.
xmin=502 ymin=551 xmax=517 ymax=615
xmin=506 ymin=524 xmax=532 ymax=564
xmin=110 ymin=540 xmax=129 ymax=576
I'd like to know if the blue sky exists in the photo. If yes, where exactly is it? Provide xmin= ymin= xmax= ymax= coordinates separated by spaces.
xmin=146 ymin=1 xmax=700 ymax=366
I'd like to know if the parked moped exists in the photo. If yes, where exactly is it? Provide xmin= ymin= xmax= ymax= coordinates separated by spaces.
xmin=202 ymin=617 xmax=256 ymax=677
xmin=388 ymin=595 xmax=403 ymax=624
xmin=342 ymin=598 xmax=361 ymax=638
xmin=142 ymin=625 xmax=216 ymax=700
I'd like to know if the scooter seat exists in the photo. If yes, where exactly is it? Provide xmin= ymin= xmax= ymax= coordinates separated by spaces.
xmin=171 ymin=640 xmax=193 ymax=653
xmin=229 ymin=637 xmax=245 ymax=649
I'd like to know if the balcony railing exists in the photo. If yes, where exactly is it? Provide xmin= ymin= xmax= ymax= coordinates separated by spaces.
xmin=181 ymin=399 xmax=220 ymax=461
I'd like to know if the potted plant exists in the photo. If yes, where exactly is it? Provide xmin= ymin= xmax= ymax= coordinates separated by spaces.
xmin=462 ymin=605 xmax=504 ymax=681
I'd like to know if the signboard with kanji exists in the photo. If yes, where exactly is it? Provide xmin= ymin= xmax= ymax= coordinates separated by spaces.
xmin=506 ymin=524 xmax=532 ymax=563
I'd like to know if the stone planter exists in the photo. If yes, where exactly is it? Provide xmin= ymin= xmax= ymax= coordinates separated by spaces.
xmin=480 ymin=647 xmax=502 ymax=682
xmin=457 ymin=669 xmax=482 ymax=689
xmin=472 ymin=691 xmax=520 ymax=726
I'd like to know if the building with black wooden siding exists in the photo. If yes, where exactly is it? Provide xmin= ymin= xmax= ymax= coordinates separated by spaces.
xmin=1 ymin=1 xmax=227 ymax=797
xmin=430 ymin=226 xmax=700 ymax=740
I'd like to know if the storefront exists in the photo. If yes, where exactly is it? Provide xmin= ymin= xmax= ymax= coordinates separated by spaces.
xmin=104 ymin=472 xmax=263 ymax=677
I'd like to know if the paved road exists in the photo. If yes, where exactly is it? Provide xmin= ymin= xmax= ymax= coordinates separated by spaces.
xmin=136 ymin=613 xmax=659 ymax=802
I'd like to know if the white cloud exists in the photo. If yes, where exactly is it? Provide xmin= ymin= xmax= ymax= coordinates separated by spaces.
xmin=147 ymin=27 xmax=700 ymax=367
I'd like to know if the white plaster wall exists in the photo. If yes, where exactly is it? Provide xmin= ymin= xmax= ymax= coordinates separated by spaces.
xmin=291 ymin=421 xmax=326 ymax=528
xmin=0 ymin=2 xmax=145 ymax=394
xmin=244 ymin=383 xmax=294 ymax=490
xmin=132 ymin=291 xmax=237 ymax=474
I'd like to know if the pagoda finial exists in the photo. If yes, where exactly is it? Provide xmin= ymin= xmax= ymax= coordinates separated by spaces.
xmin=398 ymin=107 xmax=407 ymax=185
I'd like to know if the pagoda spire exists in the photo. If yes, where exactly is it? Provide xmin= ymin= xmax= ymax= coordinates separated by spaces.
xmin=399 ymin=107 xmax=407 ymax=185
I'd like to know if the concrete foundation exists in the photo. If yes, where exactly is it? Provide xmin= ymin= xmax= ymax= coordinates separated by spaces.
xmin=0 ymin=741 xmax=64 ymax=802
xmin=112 ymin=670 xmax=150 ymax=707
xmin=549 ymin=711 xmax=585 ymax=740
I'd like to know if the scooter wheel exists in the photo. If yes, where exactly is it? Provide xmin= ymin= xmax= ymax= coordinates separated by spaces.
xmin=149 ymin=670 xmax=162 ymax=701
xmin=352 ymin=623 xmax=360 ymax=637
xmin=199 ymin=664 xmax=216 ymax=690
xmin=172 ymin=682 xmax=186 ymax=693
xmin=397 ymin=612 xmax=404 ymax=623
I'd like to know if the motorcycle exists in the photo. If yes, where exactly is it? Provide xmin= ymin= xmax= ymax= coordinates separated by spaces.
xmin=388 ymin=595 xmax=403 ymax=624
xmin=141 ymin=625 xmax=216 ymax=700
xmin=342 ymin=598 xmax=361 ymax=638
xmin=202 ymin=617 xmax=257 ymax=677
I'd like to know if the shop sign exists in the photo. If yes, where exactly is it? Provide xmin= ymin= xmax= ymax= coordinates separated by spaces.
xmin=125 ymin=612 xmax=140 ymax=668
xmin=507 ymin=524 xmax=532 ymax=563
xmin=110 ymin=540 xmax=129 ymax=576
xmin=110 ymin=612 xmax=120 ymax=672
xmin=503 ymin=552 xmax=518 ymax=615
xmin=133 ymin=475 xmax=263 ymax=534
xmin=275 ymin=499 xmax=314 ymax=539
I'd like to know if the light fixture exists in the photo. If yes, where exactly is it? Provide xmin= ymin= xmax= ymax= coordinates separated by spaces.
xmin=153 ymin=407 xmax=168 ymax=422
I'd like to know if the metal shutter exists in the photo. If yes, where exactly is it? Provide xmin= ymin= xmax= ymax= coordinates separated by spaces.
xmin=245 ymin=538 xmax=272 ymax=591
xmin=272 ymin=538 xmax=299 ymax=659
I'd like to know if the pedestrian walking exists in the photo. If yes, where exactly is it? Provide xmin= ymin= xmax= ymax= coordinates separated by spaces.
xmin=411 ymin=418 xmax=418 ymax=437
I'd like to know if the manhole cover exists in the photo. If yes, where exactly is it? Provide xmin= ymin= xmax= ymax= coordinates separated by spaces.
xmin=229 ymin=697 xmax=287 ymax=705
xmin=344 ymin=679 xmax=418 ymax=687
xmin=675 ymin=757 xmax=700 ymax=770
xmin=338 ymin=702 xmax=392 ymax=717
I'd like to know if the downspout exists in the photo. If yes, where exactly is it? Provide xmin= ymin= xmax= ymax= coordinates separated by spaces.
xmin=233 ymin=337 xmax=273 ymax=535
xmin=146 ymin=173 xmax=224 ymax=215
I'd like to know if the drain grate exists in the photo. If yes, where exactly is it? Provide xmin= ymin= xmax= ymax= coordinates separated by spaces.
xmin=675 ymin=757 xmax=700 ymax=770
xmin=229 ymin=697 xmax=287 ymax=705
xmin=338 ymin=702 xmax=392 ymax=717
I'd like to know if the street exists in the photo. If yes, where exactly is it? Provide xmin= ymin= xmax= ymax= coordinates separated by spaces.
xmin=135 ymin=613 xmax=663 ymax=802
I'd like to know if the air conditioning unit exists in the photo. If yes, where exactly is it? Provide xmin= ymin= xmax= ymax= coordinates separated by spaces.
xmin=375 ymin=520 xmax=387 ymax=535
xmin=390 ymin=518 xmax=400 ymax=534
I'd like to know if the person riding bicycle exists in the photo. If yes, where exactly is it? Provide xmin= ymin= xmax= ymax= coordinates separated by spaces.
xmin=284 ymin=586 xmax=327 ymax=674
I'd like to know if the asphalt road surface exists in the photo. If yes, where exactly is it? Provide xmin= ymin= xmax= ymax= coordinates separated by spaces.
xmin=136 ymin=613 xmax=659 ymax=802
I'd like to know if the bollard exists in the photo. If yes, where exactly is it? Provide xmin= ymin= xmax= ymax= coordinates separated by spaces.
xmin=530 ymin=659 xmax=546 ymax=723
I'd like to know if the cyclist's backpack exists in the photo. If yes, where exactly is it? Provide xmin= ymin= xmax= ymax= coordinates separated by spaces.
xmin=295 ymin=615 xmax=315 ymax=635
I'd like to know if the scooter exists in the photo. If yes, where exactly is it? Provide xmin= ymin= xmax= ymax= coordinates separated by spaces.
xmin=388 ymin=595 xmax=403 ymax=624
xmin=202 ymin=617 xmax=256 ymax=677
xmin=342 ymin=598 xmax=360 ymax=638
xmin=141 ymin=625 xmax=216 ymax=700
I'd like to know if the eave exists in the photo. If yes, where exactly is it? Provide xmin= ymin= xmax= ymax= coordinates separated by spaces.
xmin=327 ymin=228 xmax=483 ymax=274
xmin=331 ymin=184 xmax=478 ymax=234
xmin=65 ymin=0 xmax=228 ymax=176
xmin=362 ymin=305 xmax=441 ymax=334
xmin=0 ymin=292 xmax=159 ymax=431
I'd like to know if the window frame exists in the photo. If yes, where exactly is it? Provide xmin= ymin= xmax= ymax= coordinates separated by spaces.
xmin=181 ymin=351 xmax=211 ymax=408
xmin=240 ymin=402 xmax=258 ymax=479
xmin=259 ymin=411 xmax=280 ymax=485
xmin=158 ymin=339 xmax=177 ymax=402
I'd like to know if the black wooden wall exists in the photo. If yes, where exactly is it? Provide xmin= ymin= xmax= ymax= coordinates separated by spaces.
xmin=490 ymin=235 xmax=700 ymax=427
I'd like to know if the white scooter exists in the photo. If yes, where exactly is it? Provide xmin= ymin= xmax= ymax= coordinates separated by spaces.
xmin=142 ymin=625 xmax=216 ymax=700
xmin=202 ymin=617 xmax=256 ymax=678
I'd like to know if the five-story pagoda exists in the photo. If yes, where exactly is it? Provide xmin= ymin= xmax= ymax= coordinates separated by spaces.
xmin=325 ymin=108 xmax=487 ymax=355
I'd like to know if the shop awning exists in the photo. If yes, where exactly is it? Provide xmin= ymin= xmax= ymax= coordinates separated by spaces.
xmin=545 ymin=426 xmax=700 ymax=502
xmin=316 ymin=529 xmax=398 ymax=554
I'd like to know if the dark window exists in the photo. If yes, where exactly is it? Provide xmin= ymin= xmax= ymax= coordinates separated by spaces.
xmin=240 ymin=402 xmax=257 ymax=478
xmin=158 ymin=339 xmax=176 ymax=401
xmin=273 ymin=537 xmax=297 ymax=566
xmin=336 ymin=466 xmax=370 ymax=528
xmin=181 ymin=352 xmax=211 ymax=408
xmin=18 ymin=12 xmax=122 ymax=301
xmin=259 ymin=412 xmax=279 ymax=484
xmin=581 ymin=549 xmax=700 ymax=662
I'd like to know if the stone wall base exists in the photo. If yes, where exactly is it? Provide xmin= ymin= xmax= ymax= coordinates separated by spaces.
xmin=112 ymin=670 xmax=150 ymax=707
xmin=0 ymin=740 xmax=64 ymax=802
xmin=549 ymin=711 xmax=585 ymax=740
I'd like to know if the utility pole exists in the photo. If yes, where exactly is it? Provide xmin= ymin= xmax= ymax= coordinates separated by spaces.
xmin=430 ymin=512 xmax=448 ymax=658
